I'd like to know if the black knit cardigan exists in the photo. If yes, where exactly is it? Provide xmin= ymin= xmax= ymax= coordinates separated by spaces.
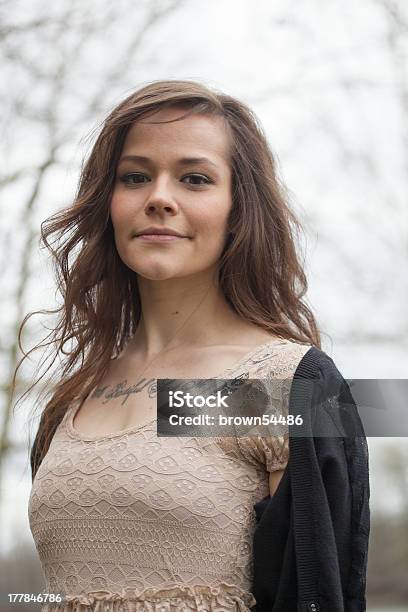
xmin=251 ymin=346 xmax=370 ymax=612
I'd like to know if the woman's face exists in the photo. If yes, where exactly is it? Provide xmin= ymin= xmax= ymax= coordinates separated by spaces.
xmin=110 ymin=107 xmax=233 ymax=282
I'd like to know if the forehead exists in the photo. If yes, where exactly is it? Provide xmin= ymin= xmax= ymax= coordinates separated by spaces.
xmin=121 ymin=107 xmax=231 ymax=163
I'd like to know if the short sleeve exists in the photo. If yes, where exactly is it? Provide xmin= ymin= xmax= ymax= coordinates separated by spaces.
xmin=236 ymin=433 xmax=289 ymax=472
xmin=233 ymin=373 xmax=292 ymax=473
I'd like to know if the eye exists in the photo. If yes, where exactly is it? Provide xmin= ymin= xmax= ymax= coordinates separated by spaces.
xmin=119 ymin=173 xmax=149 ymax=185
xmin=118 ymin=172 xmax=213 ymax=187
xmin=182 ymin=174 xmax=212 ymax=186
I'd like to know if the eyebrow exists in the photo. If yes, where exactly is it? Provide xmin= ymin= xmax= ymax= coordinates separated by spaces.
xmin=118 ymin=154 xmax=219 ymax=169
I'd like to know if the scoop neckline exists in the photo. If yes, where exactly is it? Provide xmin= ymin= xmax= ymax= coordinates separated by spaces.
xmin=66 ymin=336 xmax=289 ymax=441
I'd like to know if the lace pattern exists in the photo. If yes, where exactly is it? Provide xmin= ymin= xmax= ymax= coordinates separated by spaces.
xmin=29 ymin=340 xmax=312 ymax=611
xmin=42 ymin=583 xmax=256 ymax=611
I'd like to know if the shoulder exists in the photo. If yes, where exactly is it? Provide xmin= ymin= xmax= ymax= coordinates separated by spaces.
xmin=293 ymin=345 xmax=341 ymax=380
xmin=246 ymin=339 xmax=313 ymax=381
xmin=250 ymin=341 xmax=340 ymax=390
xmin=293 ymin=345 xmax=349 ymax=406
xmin=292 ymin=345 xmax=368 ymax=440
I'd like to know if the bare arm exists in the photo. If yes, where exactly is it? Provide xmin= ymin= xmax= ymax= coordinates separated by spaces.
xmin=268 ymin=469 xmax=285 ymax=497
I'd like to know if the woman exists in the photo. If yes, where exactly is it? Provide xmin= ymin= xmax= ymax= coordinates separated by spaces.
xmin=20 ymin=80 xmax=369 ymax=611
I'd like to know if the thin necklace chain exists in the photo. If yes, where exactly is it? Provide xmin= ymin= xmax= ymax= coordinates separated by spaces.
xmin=130 ymin=283 xmax=213 ymax=382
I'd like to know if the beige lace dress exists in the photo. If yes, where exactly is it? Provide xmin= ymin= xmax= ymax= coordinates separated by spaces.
xmin=28 ymin=339 xmax=312 ymax=612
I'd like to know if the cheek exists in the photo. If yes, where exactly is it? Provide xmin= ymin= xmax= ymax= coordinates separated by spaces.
xmin=194 ymin=194 xmax=232 ymax=233
xmin=110 ymin=193 xmax=132 ymax=232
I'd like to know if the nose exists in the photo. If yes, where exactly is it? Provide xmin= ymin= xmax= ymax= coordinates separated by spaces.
xmin=144 ymin=175 xmax=178 ymax=216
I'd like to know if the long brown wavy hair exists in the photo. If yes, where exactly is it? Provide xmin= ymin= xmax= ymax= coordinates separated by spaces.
xmin=14 ymin=79 xmax=321 ymax=480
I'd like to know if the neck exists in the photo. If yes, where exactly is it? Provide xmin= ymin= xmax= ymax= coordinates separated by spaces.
xmin=129 ymin=268 xmax=244 ymax=358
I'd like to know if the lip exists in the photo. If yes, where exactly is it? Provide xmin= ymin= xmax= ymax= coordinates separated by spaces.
xmin=136 ymin=226 xmax=188 ymax=238
xmin=136 ymin=234 xmax=187 ymax=242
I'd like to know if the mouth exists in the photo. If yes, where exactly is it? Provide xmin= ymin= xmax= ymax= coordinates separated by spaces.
xmin=135 ymin=234 xmax=189 ymax=242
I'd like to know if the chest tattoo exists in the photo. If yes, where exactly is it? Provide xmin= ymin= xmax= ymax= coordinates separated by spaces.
xmin=91 ymin=378 xmax=157 ymax=405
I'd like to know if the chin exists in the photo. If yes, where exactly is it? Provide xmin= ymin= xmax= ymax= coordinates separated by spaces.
xmin=137 ymin=271 xmax=179 ymax=281
xmin=131 ymin=262 xmax=184 ymax=281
